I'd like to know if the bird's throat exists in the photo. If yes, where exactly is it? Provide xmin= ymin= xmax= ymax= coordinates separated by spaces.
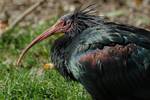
xmin=51 ymin=35 xmax=76 ymax=80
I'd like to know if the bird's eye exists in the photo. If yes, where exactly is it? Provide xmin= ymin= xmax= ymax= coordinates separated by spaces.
xmin=64 ymin=20 xmax=71 ymax=26
xmin=66 ymin=20 xmax=71 ymax=24
xmin=63 ymin=21 xmax=67 ymax=26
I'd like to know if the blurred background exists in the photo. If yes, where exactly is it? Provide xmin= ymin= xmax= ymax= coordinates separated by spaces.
xmin=0 ymin=0 xmax=150 ymax=99
xmin=0 ymin=0 xmax=150 ymax=31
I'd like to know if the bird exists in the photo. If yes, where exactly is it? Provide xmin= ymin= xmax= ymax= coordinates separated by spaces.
xmin=17 ymin=4 xmax=150 ymax=100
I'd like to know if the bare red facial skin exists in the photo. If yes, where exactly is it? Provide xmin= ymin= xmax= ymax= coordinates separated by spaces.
xmin=17 ymin=19 xmax=71 ymax=66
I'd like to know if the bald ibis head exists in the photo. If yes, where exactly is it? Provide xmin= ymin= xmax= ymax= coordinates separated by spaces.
xmin=17 ymin=4 xmax=103 ymax=65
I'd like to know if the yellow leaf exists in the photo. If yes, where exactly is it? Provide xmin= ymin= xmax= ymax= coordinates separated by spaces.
xmin=43 ymin=63 xmax=54 ymax=70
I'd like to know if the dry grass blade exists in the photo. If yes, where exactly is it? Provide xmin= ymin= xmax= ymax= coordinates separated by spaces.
xmin=0 ymin=0 xmax=46 ymax=37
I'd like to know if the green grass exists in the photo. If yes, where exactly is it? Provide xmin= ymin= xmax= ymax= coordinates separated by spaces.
xmin=0 ymin=17 xmax=91 ymax=100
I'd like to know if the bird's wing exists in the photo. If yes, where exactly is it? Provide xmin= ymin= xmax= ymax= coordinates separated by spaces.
xmin=68 ymin=24 xmax=150 ymax=98
xmin=74 ymin=22 xmax=150 ymax=50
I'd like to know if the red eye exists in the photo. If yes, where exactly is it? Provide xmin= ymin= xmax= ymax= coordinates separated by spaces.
xmin=63 ymin=21 xmax=67 ymax=26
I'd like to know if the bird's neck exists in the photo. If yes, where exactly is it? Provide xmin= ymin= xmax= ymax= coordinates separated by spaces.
xmin=51 ymin=35 xmax=76 ymax=80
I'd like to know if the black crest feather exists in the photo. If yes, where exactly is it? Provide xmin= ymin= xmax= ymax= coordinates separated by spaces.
xmin=72 ymin=3 xmax=99 ymax=20
xmin=65 ymin=3 xmax=104 ymax=37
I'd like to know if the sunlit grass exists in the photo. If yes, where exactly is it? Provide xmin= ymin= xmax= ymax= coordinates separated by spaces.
xmin=0 ymin=17 xmax=91 ymax=100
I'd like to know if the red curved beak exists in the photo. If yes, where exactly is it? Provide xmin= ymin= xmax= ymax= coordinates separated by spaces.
xmin=17 ymin=20 xmax=64 ymax=65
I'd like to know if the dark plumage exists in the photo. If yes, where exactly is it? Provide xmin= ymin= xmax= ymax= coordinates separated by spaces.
xmin=18 ymin=4 xmax=150 ymax=100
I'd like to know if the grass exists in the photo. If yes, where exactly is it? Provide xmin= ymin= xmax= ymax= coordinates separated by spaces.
xmin=0 ymin=17 xmax=91 ymax=100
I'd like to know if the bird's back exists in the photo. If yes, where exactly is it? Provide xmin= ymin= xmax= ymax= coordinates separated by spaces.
xmin=67 ymin=23 xmax=150 ymax=100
